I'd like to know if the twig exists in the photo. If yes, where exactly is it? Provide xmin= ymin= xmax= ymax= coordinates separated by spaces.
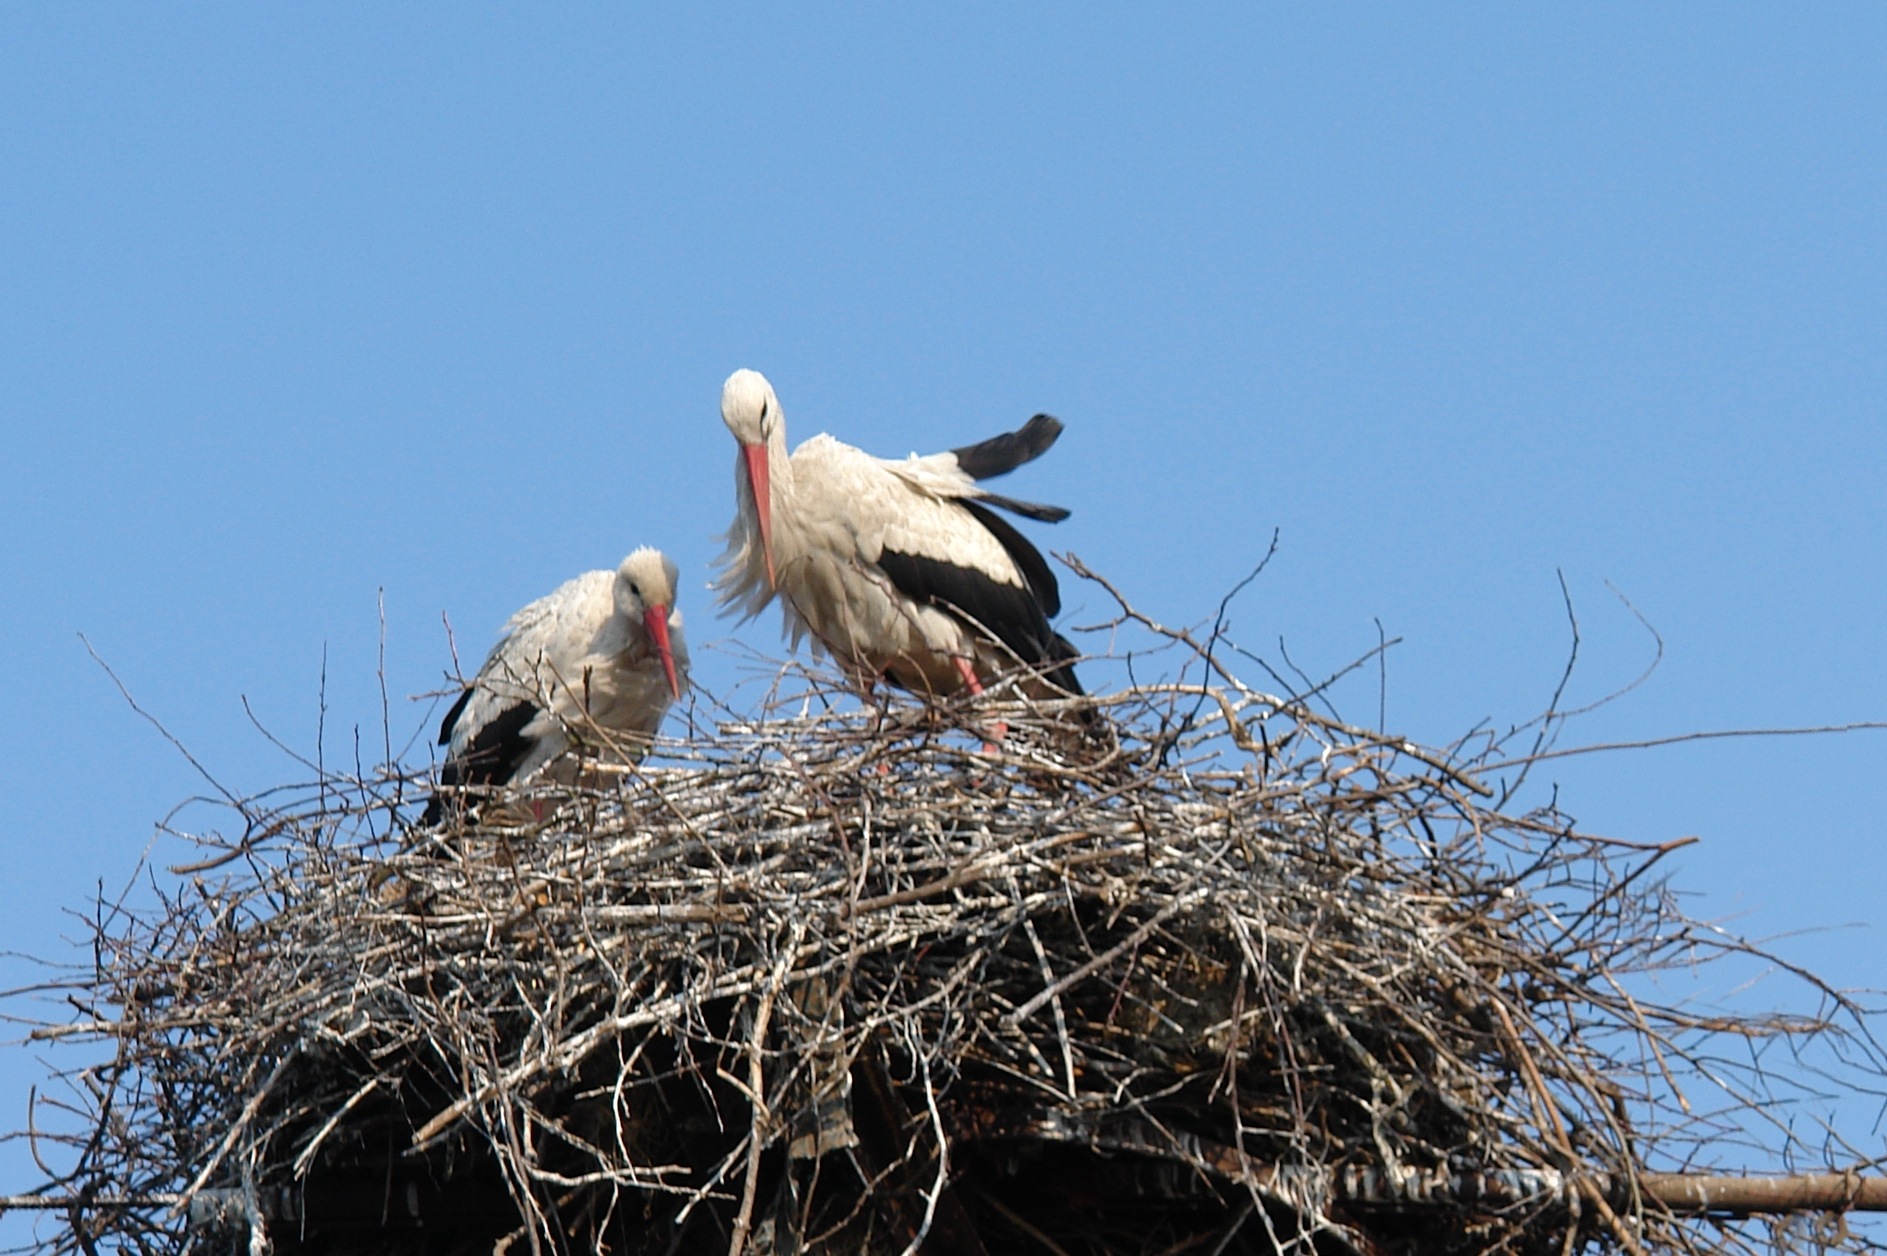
xmin=79 ymin=633 xmax=240 ymax=806
xmin=1485 ymin=722 xmax=1887 ymax=773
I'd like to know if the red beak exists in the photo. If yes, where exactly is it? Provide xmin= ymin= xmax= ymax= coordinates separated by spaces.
xmin=643 ymin=606 xmax=681 ymax=700
xmin=741 ymin=441 xmax=776 ymax=590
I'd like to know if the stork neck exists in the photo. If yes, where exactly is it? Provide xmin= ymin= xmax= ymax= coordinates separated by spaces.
xmin=743 ymin=429 xmax=792 ymax=520
xmin=763 ymin=427 xmax=791 ymax=492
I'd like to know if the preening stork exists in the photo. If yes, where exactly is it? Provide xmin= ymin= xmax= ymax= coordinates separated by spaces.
xmin=421 ymin=548 xmax=689 ymax=825
xmin=714 ymin=368 xmax=1084 ymax=704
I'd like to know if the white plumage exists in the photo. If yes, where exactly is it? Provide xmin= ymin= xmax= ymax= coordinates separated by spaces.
xmin=423 ymin=548 xmax=689 ymax=823
xmin=714 ymin=368 xmax=1081 ymax=700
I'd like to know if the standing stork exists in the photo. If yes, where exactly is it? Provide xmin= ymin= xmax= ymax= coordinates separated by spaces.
xmin=421 ymin=548 xmax=688 ymax=825
xmin=713 ymin=368 xmax=1083 ymax=706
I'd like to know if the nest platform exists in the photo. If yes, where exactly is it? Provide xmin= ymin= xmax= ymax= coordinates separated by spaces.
xmin=15 ymin=667 xmax=1884 ymax=1256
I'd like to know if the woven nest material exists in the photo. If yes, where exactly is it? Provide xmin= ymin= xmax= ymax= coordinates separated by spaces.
xmin=17 ymin=635 xmax=1885 ymax=1256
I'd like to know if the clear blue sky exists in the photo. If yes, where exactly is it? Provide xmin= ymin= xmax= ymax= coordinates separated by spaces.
xmin=3 ymin=4 xmax=1883 ymax=1232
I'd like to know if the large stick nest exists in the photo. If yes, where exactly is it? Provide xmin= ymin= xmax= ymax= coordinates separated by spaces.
xmin=16 ymin=618 xmax=1885 ymax=1256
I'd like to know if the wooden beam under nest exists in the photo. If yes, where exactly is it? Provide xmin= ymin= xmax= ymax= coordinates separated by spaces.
xmin=4 ymin=1167 xmax=1885 ymax=1228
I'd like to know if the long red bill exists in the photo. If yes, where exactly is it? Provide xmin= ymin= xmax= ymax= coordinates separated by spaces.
xmin=644 ymin=607 xmax=681 ymax=699
xmin=741 ymin=441 xmax=776 ymax=590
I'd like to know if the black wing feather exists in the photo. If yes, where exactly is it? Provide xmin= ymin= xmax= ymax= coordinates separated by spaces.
xmin=949 ymin=414 xmax=1063 ymax=481
xmin=447 ymin=699 xmax=540 ymax=788
xmin=956 ymin=504 xmax=1084 ymax=695
xmin=875 ymin=546 xmax=1055 ymax=679
xmin=874 ymin=496 xmax=1072 ymax=679
xmin=973 ymin=491 xmax=1070 ymax=523
xmin=958 ymin=499 xmax=1061 ymax=619
xmin=419 ymin=697 xmax=540 ymax=826
xmin=435 ymin=685 xmax=475 ymax=745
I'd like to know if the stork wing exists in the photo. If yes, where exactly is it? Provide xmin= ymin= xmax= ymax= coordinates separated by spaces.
xmin=874 ymin=542 xmax=1059 ymax=675
xmin=883 ymin=438 xmax=1072 ymax=525
xmin=421 ymin=696 xmax=541 ymax=825
xmin=944 ymin=415 xmax=1073 ymax=520
xmin=949 ymin=414 xmax=1063 ymax=480
xmin=956 ymin=500 xmax=1061 ymax=619
xmin=795 ymin=433 xmax=1083 ymax=693
xmin=446 ymin=700 xmax=541 ymax=787
xmin=435 ymin=685 xmax=475 ymax=746
xmin=971 ymin=491 xmax=1070 ymax=523
xmin=871 ymin=493 xmax=1065 ymax=676
xmin=1042 ymin=631 xmax=1086 ymax=697
xmin=423 ymin=568 xmax=617 ymax=823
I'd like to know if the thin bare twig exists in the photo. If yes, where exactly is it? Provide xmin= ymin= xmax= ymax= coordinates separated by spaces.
xmin=16 ymin=577 xmax=1887 ymax=1256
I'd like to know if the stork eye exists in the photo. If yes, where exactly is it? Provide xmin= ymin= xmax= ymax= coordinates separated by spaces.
xmin=760 ymin=399 xmax=770 ymax=420
xmin=628 ymin=582 xmax=642 ymax=598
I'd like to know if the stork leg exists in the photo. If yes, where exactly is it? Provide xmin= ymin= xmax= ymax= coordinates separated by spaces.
xmin=952 ymin=657 xmax=1007 ymax=752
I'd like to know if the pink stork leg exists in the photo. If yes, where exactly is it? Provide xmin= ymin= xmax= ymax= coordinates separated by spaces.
xmin=952 ymin=657 xmax=1007 ymax=752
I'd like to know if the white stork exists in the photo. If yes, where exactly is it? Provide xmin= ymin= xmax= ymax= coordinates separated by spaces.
xmin=421 ymin=548 xmax=688 ymax=824
xmin=713 ymin=368 xmax=1083 ymax=705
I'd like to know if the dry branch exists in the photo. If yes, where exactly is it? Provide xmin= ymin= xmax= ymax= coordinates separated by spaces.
xmin=10 ymin=618 xmax=1886 ymax=1256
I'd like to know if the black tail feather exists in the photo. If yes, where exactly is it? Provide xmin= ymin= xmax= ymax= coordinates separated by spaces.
xmin=1044 ymin=632 xmax=1085 ymax=697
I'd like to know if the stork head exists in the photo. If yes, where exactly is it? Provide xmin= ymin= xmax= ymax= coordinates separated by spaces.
xmin=720 ymin=368 xmax=781 ymax=589
xmin=614 ymin=548 xmax=686 ymax=700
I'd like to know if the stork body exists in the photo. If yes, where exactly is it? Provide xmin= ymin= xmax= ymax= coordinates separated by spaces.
xmin=714 ymin=369 xmax=1081 ymax=701
xmin=422 ymin=548 xmax=688 ymax=825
